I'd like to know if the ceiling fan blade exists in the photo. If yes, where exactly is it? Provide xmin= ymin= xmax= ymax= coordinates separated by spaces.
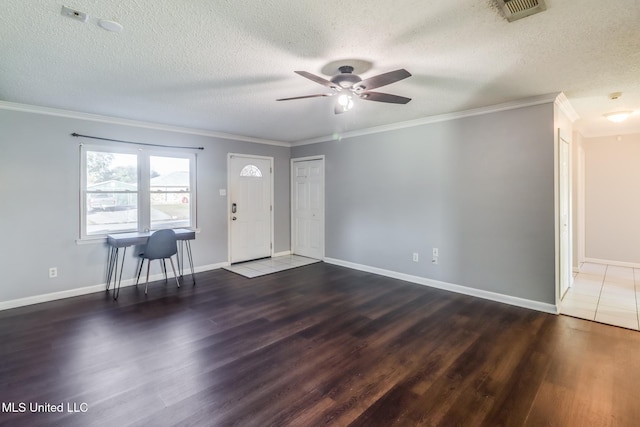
xmin=359 ymin=91 xmax=411 ymax=104
xmin=294 ymin=71 xmax=340 ymax=89
xmin=355 ymin=69 xmax=411 ymax=90
xmin=276 ymin=93 xmax=333 ymax=101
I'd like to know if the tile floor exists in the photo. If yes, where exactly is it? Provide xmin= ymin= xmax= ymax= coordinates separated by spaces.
xmin=223 ymin=254 xmax=320 ymax=278
xmin=560 ymin=262 xmax=640 ymax=330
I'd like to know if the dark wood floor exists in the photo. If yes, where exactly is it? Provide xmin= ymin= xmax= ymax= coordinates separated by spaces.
xmin=2 ymin=262 xmax=640 ymax=426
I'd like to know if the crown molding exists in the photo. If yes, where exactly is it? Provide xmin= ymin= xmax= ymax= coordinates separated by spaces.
xmin=554 ymin=92 xmax=580 ymax=122
xmin=292 ymin=93 xmax=561 ymax=146
xmin=1 ymin=94 xmax=564 ymax=148
xmin=0 ymin=101 xmax=290 ymax=147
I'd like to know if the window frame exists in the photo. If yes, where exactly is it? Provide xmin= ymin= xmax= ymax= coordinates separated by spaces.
xmin=79 ymin=143 xmax=197 ymax=240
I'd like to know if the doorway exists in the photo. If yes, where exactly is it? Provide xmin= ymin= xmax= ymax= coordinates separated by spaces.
xmin=291 ymin=156 xmax=325 ymax=259
xmin=228 ymin=154 xmax=273 ymax=264
xmin=560 ymin=134 xmax=640 ymax=329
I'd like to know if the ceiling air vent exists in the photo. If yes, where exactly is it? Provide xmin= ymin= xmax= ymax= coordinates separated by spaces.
xmin=496 ymin=0 xmax=547 ymax=22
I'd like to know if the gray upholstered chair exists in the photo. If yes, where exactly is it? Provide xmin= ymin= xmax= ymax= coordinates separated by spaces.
xmin=135 ymin=229 xmax=181 ymax=294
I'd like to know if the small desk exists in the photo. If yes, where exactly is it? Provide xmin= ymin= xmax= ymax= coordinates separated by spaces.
xmin=106 ymin=229 xmax=195 ymax=300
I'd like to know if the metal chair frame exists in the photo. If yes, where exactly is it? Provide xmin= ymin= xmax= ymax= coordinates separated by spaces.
xmin=135 ymin=229 xmax=181 ymax=294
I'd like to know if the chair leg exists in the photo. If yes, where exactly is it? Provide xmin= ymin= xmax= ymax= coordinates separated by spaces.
xmin=162 ymin=259 xmax=168 ymax=282
xmin=135 ymin=259 xmax=145 ymax=286
xmin=168 ymin=257 xmax=180 ymax=288
xmin=145 ymin=260 xmax=151 ymax=295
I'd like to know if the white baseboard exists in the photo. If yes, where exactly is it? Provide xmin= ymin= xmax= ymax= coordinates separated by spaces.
xmin=324 ymin=258 xmax=558 ymax=315
xmin=194 ymin=262 xmax=229 ymax=273
xmin=2 ymin=257 xmax=559 ymax=314
xmin=583 ymin=258 xmax=640 ymax=269
xmin=0 ymin=262 xmax=227 ymax=311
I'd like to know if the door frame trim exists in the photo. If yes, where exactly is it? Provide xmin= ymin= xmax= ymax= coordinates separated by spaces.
xmin=290 ymin=155 xmax=325 ymax=259
xmin=227 ymin=153 xmax=274 ymax=264
xmin=555 ymin=128 xmax=573 ymax=303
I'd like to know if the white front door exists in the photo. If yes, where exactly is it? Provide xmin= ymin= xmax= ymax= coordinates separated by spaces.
xmin=292 ymin=157 xmax=324 ymax=259
xmin=228 ymin=154 xmax=273 ymax=263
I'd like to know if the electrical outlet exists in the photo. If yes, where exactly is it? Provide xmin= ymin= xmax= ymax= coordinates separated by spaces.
xmin=431 ymin=257 xmax=438 ymax=265
xmin=49 ymin=267 xmax=58 ymax=278
xmin=432 ymin=248 xmax=439 ymax=257
xmin=412 ymin=252 xmax=419 ymax=262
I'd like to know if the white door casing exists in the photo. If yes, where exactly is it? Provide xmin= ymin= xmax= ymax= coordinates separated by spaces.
xmin=576 ymin=144 xmax=586 ymax=266
xmin=228 ymin=154 xmax=273 ymax=263
xmin=558 ymin=132 xmax=573 ymax=300
xmin=291 ymin=157 xmax=325 ymax=259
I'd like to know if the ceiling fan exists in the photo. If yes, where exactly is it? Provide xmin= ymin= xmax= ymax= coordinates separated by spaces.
xmin=276 ymin=65 xmax=412 ymax=114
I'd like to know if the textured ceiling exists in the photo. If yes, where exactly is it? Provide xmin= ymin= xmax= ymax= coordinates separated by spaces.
xmin=1 ymin=0 xmax=640 ymax=143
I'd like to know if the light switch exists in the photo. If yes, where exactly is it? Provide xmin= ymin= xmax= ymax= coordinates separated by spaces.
xmin=219 ymin=189 xmax=226 ymax=196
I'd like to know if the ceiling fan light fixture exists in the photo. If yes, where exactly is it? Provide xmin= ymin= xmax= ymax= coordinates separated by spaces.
xmin=331 ymin=74 xmax=362 ymax=88
xmin=604 ymin=111 xmax=633 ymax=123
xmin=337 ymin=94 xmax=354 ymax=111
xmin=281 ymin=66 xmax=411 ymax=112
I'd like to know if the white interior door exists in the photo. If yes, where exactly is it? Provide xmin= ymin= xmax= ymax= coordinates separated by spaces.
xmin=292 ymin=157 xmax=324 ymax=259
xmin=228 ymin=155 xmax=272 ymax=263
xmin=559 ymin=134 xmax=572 ymax=299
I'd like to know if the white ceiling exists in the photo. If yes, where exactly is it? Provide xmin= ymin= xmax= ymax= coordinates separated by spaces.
xmin=2 ymin=0 xmax=640 ymax=143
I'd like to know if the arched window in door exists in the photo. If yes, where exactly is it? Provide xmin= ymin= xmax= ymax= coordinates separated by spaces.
xmin=240 ymin=164 xmax=263 ymax=178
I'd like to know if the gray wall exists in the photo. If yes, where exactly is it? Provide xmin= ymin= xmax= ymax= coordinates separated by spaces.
xmin=292 ymin=103 xmax=556 ymax=304
xmin=0 ymin=108 xmax=290 ymax=302
xmin=1 ymin=101 xmax=557 ymax=306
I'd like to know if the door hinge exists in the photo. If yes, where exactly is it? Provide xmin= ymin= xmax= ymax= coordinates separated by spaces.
xmin=270 ymin=205 xmax=272 ymax=212
xmin=270 ymin=242 xmax=273 ymax=249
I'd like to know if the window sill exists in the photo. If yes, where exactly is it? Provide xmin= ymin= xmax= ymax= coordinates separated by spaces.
xmin=75 ymin=237 xmax=108 ymax=245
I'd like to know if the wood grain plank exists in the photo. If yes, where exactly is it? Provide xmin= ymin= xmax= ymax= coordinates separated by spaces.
xmin=2 ymin=263 xmax=640 ymax=426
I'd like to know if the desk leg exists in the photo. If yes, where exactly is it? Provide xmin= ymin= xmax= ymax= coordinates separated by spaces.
xmin=185 ymin=240 xmax=196 ymax=284
xmin=106 ymin=246 xmax=116 ymax=291
xmin=177 ymin=241 xmax=184 ymax=278
xmin=113 ymin=247 xmax=127 ymax=300
xmin=110 ymin=247 xmax=119 ymax=296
